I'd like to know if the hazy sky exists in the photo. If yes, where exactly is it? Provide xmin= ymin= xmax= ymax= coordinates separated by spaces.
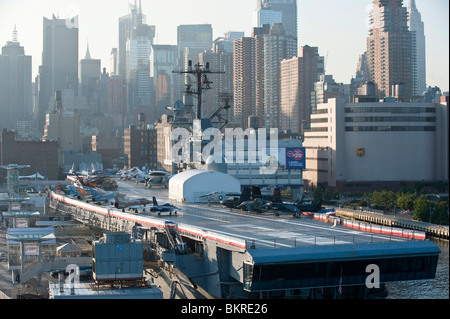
xmin=0 ymin=0 xmax=448 ymax=91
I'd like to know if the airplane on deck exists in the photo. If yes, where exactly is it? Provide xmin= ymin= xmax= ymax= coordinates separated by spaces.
xmin=114 ymin=195 xmax=153 ymax=209
xmin=297 ymin=198 xmax=324 ymax=213
xmin=116 ymin=167 xmax=145 ymax=180
xmin=19 ymin=172 xmax=45 ymax=181
xmin=66 ymin=163 xmax=100 ymax=180
xmin=116 ymin=167 xmax=171 ymax=188
xmin=144 ymin=171 xmax=172 ymax=188
xmin=198 ymin=191 xmax=228 ymax=202
xmin=84 ymin=176 xmax=118 ymax=190
xmin=253 ymin=186 xmax=284 ymax=203
xmin=64 ymin=184 xmax=117 ymax=204
xmin=295 ymin=198 xmax=335 ymax=217
xmin=220 ymin=186 xmax=286 ymax=210
xmin=231 ymin=186 xmax=288 ymax=213
xmin=150 ymin=197 xmax=179 ymax=216
xmin=259 ymin=201 xmax=301 ymax=216
xmin=220 ymin=187 xmax=253 ymax=208
xmin=87 ymin=189 xmax=118 ymax=204
xmin=65 ymin=185 xmax=80 ymax=197
xmin=237 ymin=197 xmax=272 ymax=212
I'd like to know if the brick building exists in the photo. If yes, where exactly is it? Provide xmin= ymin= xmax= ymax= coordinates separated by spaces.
xmin=123 ymin=124 xmax=158 ymax=170
xmin=0 ymin=129 xmax=59 ymax=180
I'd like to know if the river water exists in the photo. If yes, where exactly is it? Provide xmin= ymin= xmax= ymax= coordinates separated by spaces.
xmin=386 ymin=239 xmax=449 ymax=299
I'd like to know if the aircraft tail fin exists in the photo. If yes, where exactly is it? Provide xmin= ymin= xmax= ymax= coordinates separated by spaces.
xmin=240 ymin=187 xmax=251 ymax=202
xmin=153 ymin=196 xmax=158 ymax=206
xmin=273 ymin=187 xmax=281 ymax=197
xmin=251 ymin=186 xmax=262 ymax=198
xmin=314 ymin=198 xmax=323 ymax=209
xmin=272 ymin=187 xmax=283 ymax=202
xmin=67 ymin=185 xmax=78 ymax=196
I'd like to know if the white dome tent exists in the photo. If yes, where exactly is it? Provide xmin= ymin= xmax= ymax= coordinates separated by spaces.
xmin=168 ymin=169 xmax=240 ymax=203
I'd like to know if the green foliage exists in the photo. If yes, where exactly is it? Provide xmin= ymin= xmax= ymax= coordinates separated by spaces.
xmin=412 ymin=196 xmax=449 ymax=224
xmin=413 ymin=196 xmax=430 ymax=222
xmin=313 ymin=187 xmax=323 ymax=201
xmin=430 ymin=201 xmax=449 ymax=225
xmin=316 ymin=186 xmax=448 ymax=225
xmin=370 ymin=189 xmax=396 ymax=210
xmin=434 ymin=181 xmax=448 ymax=193
xmin=396 ymin=193 xmax=415 ymax=211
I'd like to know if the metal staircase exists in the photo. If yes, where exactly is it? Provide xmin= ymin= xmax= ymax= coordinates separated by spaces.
xmin=164 ymin=221 xmax=187 ymax=254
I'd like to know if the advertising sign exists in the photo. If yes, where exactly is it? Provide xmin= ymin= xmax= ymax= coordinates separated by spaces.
xmin=285 ymin=147 xmax=306 ymax=169
xmin=24 ymin=243 xmax=39 ymax=256
xmin=261 ymin=148 xmax=285 ymax=169
xmin=14 ymin=218 xmax=28 ymax=228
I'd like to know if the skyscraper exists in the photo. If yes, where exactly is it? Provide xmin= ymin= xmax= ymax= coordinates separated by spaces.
xmin=254 ymin=6 xmax=282 ymax=30
xmin=408 ymin=0 xmax=426 ymax=96
xmin=233 ymin=37 xmax=256 ymax=128
xmin=151 ymin=44 xmax=178 ymax=115
xmin=175 ymin=24 xmax=213 ymax=104
xmin=280 ymin=46 xmax=322 ymax=134
xmin=38 ymin=14 xmax=79 ymax=132
xmin=199 ymin=49 xmax=234 ymax=120
xmin=213 ymin=32 xmax=245 ymax=54
xmin=79 ymin=44 xmax=101 ymax=105
xmin=125 ymin=2 xmax=155 ymax=124
xmin=255 ymin=0 xmax=298 ymax=52
xmin=0 ymin=27 xmax=32 ymax=131
xmin=118 ymin=1 xmax=146 ymax=78
xmin=254 ymin=24 xmax=297 ymax=129
xmin=366 ymin=0 xmax=415 ymax=99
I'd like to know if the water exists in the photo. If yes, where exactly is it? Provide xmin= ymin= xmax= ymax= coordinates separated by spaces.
xmin=386 ymin=239 xmax=449 ymax=299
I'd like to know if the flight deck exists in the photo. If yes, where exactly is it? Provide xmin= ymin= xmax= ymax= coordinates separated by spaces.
xmin=49 ymin=179 xmax=441 ymax=299
xmin=116 ymin=180 xmax=421 ymax=248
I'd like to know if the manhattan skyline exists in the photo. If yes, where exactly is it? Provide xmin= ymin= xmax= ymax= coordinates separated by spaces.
xmin=0 ymin=0 xmax=448 ymax=92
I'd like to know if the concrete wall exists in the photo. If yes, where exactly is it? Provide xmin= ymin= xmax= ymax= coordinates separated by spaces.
xmin=344 ymin=130 xmax=435 ymax=182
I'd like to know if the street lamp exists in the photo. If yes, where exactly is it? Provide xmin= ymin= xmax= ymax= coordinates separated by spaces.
xmin=429 ymin=204 xmax=434 ymax=224
xmin=393 ymin=200 xmax=397 ymax=216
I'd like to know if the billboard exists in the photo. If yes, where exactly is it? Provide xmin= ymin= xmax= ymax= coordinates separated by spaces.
xmin=285 ymin=147 xmax=306 ymax=169
xmin=261 ymin=148 xmax=285 ymax=169
xmin=24 ymin=243 xmax=39 ymax=256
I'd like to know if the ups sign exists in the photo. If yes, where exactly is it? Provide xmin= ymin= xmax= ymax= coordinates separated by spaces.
xmin=356 ymin=147 xmax=365 ymax=157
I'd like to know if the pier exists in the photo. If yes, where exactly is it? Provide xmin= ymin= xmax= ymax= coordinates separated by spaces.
xmin=335 ymin=208 xmax=449 ymax=240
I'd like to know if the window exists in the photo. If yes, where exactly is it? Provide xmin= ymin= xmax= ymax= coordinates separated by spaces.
xmin=345 ymin=126 xmax=436 ymax=132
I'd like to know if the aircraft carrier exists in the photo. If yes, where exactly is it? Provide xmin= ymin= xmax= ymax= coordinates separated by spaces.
xmin=4 ymin=61 xmax=441 ymax=300
xmin=48 ymin=178 xmax=441 ymax=299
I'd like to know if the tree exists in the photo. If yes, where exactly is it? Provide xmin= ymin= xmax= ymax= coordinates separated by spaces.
xmin=431 ymin=201 xmax=449 ymax=225
xmin=323 ymin=188 xmax=333 ymax=201
xmin=413 ymin=196 xmax=430 ymax=222
xmin=313 ymin=187 xmax=323 ymax=201
xmin=397 ymin=193 xmax=415 ymax=211
xmin=371 ymin=189 xmax=396 ymax=210
xmin=434 ymin=181 xmax=448 ymax=193
xmin=370 ymin=191 xmax=383 ymax=208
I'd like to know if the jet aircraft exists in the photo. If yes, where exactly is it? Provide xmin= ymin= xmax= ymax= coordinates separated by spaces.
xmin=150 ymin=197 xmax=179 ymax=215
xmin=198 ymin=191 xmax=228 ymax=202
xmin=220 ymin=186 xmax=284 ymax=210
xmin=296 ymin=198 xmax=324 ymax=213
xmin=114 ymin=195 xmax=153 ymax=209
xmin=219 ymin=187 xmax=252 ymax=208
